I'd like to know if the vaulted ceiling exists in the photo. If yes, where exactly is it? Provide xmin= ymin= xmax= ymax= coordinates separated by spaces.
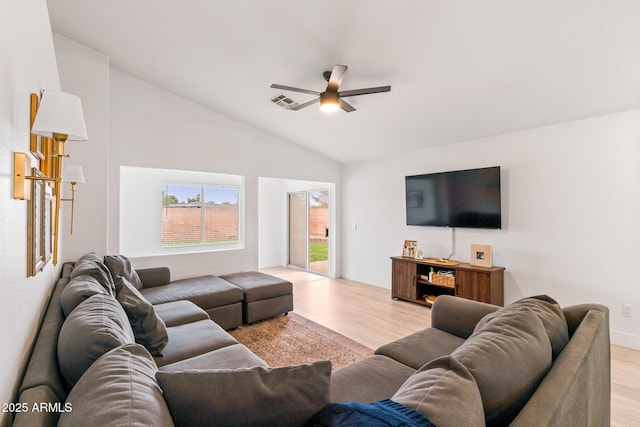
xmin=47 ymin=0 xmax=640 ymax=163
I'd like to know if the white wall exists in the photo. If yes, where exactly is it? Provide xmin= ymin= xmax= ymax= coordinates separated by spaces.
xmin=45 ymin=52 xmax=343 ymax=279
xmin=53 ymin=34 xmax=110 ymax=261
xmin=258 ymin=177 xmax=338 ymax=276
xmin=342 ymin=109 xmax=640 ymax=349
xmin=0 ymin=2 xmax=61 ymax=425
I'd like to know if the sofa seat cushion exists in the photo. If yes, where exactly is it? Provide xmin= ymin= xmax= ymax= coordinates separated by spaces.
xmin=154 ymin=319 xmax=239 ymax=367
xmin=475 ymin=294 xmax=569 ymax=359
xmin=140 ymin=275 xmax=243 ymax=309
xmin=159 ymin=343 xmax=268 ymax=371
xmin=58 ymin=343 xmax=174 ymax=427
xmin=220 ymin=271 xmax=292 ymax=303
xmin=115 ymin=276 xmax=168 ymax=356
xmin=453 ymin=307 xmax=552 ymax=427
xmin=153 ymin=300 xmax=210 ymax=327
xmin=156 ymin=361 xmax=331 ymax=427
xmin=392 ymin=356 xmax=485 ymax=427
xmin=375 ymin=327 xmax=466 ymax=370
xmin=60 ymin=274 xmax=109 ymax=317
xmin=58 ymin=293 xmax=135 ymax=389
xmin=330 ymin=355 xmax=416 ymax=403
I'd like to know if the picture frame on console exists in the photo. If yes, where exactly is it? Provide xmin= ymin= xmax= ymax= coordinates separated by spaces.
xmin=402 ymin=240 xmax=417 ymax=258
xmin=470 ymin=244 xmax=493 ymax=268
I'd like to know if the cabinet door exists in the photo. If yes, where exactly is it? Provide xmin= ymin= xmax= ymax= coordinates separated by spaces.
xmin=455 ymin=270 xmax=491 ymax=303
xmin=392 ymin=259 xmax=416 ymax=300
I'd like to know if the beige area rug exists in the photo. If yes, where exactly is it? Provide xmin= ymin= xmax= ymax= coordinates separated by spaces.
xmin=230 ymin=313 xmax=373 ymax=371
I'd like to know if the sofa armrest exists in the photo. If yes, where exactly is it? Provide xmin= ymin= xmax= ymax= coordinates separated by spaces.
xmin=431 ymin=295 xmax=499 ymax=339
xmin=136 ymin=267 xmax=170 ymax=288
xmin=562 ymin=303 xmax=608 ymax=337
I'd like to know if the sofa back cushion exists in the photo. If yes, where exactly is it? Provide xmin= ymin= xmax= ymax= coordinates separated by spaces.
xmin=392 ymin=355 xmax=485 ymax=427
xmin=115 ymin=275 xmax=168 ymax=356
xmin=452 ymin=307 xmax=552 ymax=426
xmin=58 ymin=343 xmax=174 ymax=427
xmin=60 ymin=275 xmax=109 ymax=317
xmin=105 ymin=254 xmax=144 ymax=290
xmin=69 ymin=252 xmax=115 ymax=295
xmin=58 ymin=293 xmax=135 ymax=389
xmin=475 ymin=295 xmax=569 ymax=359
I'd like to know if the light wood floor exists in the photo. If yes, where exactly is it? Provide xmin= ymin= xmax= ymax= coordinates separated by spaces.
xmin=262 ymin=267 xmax=640 ymax=427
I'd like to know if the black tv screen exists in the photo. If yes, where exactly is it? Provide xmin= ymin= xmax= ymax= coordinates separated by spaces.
xmin=405 ymin=166 xmax=501 ymax=229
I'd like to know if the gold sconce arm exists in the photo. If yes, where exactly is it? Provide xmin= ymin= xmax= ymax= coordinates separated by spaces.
xmin=60 ymin=182 xmax=79 ymax=234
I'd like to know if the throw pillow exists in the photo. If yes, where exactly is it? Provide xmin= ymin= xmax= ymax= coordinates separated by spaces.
xmin=69 ymin=252 xmax=115 ymax=295
xmin=60 ymin=274 xmax=109 ymax=317
xmin=475 ymin=294 xmax=569 ymax=359
xmin=392 ymin=356 xmax=485 ymax=427
xmin=105 ymin=254 xmax=144 ymax=290
xmin=115 ymin=275 xmax=168 ymax=356
xmin=58 ymin=293 xmax=135 ymax=389
xmin=453 ymin=307 xmax=552 ymax=427
xmin=58 ymin=343 xmax=174 ymax=427
xmin=156 ymin=360 xmax=332 ymax=427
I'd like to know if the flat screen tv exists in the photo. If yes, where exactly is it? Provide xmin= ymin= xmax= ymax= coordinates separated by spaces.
xmin=405 ymin=166 xmax=501 ymax=229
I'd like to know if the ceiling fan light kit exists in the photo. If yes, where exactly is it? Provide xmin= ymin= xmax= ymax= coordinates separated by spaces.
xmin=271 ymin=64 xmax=390 ymax=113
xmin=319 ymin=91 xmax=340 ymax=113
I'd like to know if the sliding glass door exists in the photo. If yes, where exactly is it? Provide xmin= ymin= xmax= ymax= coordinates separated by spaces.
xmin=288 ymin=190 xmax=329 ymax=275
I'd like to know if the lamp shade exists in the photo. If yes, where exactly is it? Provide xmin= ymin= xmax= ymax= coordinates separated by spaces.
xmin=31 ymin=91 xmax=88 ymax=141
xmin=62 ymin=165 xmax=85 ymax=184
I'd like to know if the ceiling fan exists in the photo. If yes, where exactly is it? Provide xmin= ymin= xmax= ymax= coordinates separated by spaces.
xmin=270 ymin=64 xmax=391 ymax=113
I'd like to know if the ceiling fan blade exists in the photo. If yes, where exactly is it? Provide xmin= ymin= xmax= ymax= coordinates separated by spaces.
xmin=290 ymin=97 xmax=320 ymax=110
xmin=327 ymin=65 xmax=348 ymax=92
xmin=338 ymin=86 xmax=391 ymax=98
xmin=339 ymin=99 xmax=356 ymax=113
xmin=270 ymin=84 xmax=320 ymax=96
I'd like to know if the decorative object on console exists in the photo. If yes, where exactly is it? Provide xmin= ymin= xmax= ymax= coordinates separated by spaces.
xmin=415 ymin=249 xmax=424 ymax=260
xmin=13 ymin=90 xmax=88 ymax=267
xmin=470 ymin=244 xmax=493 ymax=268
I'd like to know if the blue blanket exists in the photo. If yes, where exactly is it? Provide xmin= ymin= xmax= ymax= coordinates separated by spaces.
xmin=305 ymin=399 xmax=435 ymax=427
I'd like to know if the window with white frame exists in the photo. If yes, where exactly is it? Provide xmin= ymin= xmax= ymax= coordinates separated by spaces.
xmin=162 ymin=183 xmax=239 ymax=247
xmin=119 ymin=166 xmax=244 ymax=257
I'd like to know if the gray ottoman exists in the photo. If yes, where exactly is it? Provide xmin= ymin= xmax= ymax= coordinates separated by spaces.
xmin=220 ymin=272 xmax=293 ymax=324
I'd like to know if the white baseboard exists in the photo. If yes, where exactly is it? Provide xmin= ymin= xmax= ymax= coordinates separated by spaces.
xmin=610 ymin=329 xmax=640 ymax=350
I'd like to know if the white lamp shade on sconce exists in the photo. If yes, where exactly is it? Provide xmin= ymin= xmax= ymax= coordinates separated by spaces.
xmin=31 ymin=91 xmax=88 ymax=141
xmin=62 ymin=165 xmax=85 ymax=184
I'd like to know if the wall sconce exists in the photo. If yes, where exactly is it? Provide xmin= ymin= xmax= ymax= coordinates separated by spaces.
xmin=61 ymin=165 xmax=85 ymax=234
xmin=13 ymin=90 xmax=88 ymax=266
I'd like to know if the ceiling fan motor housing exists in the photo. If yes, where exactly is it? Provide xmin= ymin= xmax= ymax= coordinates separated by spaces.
xmin=320 ymin=91 xmax=339 ymax=103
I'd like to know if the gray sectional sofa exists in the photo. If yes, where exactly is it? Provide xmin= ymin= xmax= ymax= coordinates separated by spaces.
xmin=11 ymin=252 xmax=611 ymax=426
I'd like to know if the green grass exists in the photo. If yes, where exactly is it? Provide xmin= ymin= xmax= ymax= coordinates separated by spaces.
xmin=309 ymin=241 xmax=328 ymax=262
